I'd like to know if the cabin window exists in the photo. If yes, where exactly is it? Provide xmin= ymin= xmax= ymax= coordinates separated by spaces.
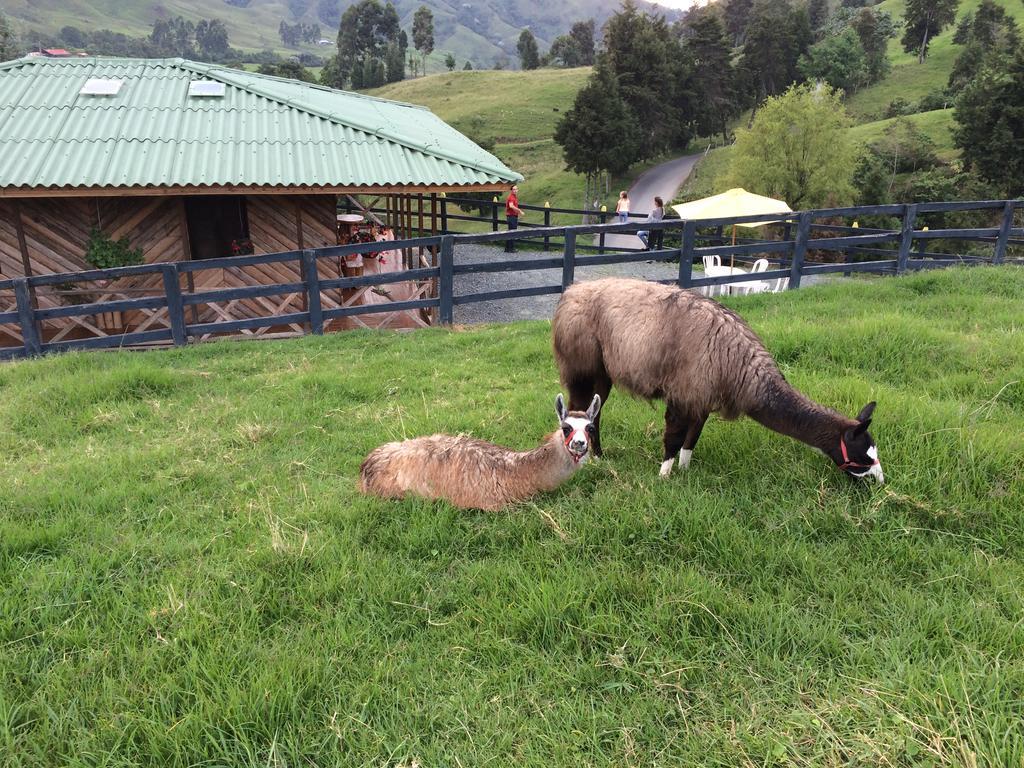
xmin=184 ymin=196 xmax=252 ymax=260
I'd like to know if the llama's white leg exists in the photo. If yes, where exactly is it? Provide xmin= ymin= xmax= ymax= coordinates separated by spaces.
xmin=678 ymin=449 xmax=693 ymax=470
xmin=659 ymin=458 xmax=675 ymax=477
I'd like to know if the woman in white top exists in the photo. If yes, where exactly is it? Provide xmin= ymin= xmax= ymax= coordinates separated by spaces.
xmin=615 ymin=191 xmax=630 ymax=223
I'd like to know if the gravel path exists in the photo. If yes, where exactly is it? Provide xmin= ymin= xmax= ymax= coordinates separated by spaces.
xmin=454 ymin=244 xmax=684 ymax=324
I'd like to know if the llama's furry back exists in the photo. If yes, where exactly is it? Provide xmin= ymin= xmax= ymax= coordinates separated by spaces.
xmin=359 ymin=432 xmax=573 ymax=512
xmin=552 ymin=278 xmax=784 ymax=419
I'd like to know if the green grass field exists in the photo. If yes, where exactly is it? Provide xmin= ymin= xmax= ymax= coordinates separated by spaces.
xmin=2 ymin=267 xmax=1023 ymax=766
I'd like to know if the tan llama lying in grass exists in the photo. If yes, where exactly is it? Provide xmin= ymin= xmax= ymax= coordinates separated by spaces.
xmin=359 ymin=394 xmax=601 ymax=511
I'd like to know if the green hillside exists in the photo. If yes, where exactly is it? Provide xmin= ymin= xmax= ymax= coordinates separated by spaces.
xmin=371 ymin=68 xmax=594 ymax=216
xmin=3 ymin=0 xmax=677 ymax=70
xmin=846 ymin=0 xmax=1024 ymax=118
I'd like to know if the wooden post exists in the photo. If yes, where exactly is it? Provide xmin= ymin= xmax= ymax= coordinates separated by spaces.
xmin=295 ymin=200 xmax=308 ymax=315
xmin=598 ymin=209 xmax=607 ymax=254
xmin=993 ymin=200 xmax=1015 ymax=264
xmin=896 ymin=204 xmax=918 ymax=274
xmin=177 ymin=198 xmax=200 ymax=325
xmin=440 ymin=194 xmax=448 ymax=234
xmin=543 ymin=204 xmax=551 ymax=251
xmin=491 ymin=197 xmax=499 ymax=232
xmin=10 ymin=201 xmax=38 ymax=306
xmin=679 ymin=220 xmax=696 ymax=288
xmin=788 ymin=212 xmax=812 ymax=290
xmin=561 ymin=230 xmax=576 ymax=290
xmin=417 ymin=193 xmax=425 ymax=265
xmin=13 ymin=278 xmax=41 ymax=357
xmin=439 ymin=235 xmax=455 ymax=325
xmin=302 ymin=249 xmax=324 ymax=335
xmin=161 ymin=264 xmax=187 ymax=346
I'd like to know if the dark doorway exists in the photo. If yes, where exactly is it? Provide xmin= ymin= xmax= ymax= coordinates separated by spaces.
xmin=184 ymin=196 xmax=251 ymax=260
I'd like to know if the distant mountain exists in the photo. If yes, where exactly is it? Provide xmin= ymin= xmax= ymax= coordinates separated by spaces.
xmin=4 ymin=0 xmax=682 ymax=69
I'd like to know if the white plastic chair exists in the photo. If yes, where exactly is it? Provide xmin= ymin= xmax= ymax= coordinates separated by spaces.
xmin=741 ymin=259 xmax=771 ymax=295
xmin=701 ymin=254 xmax=723 ymax=296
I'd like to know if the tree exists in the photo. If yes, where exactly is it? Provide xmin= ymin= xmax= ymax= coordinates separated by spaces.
xmin=335 ymin=0 xmax=402 ymax=88
xmin=728 ymin=83 xmax=857 ymax=208
xmin=463 ymin=60 xmax=473 ymax=70
xmin=902 ymin=0 xmax=960 ymax=63
xmin=195 ymin=19 xmax=229 ymax=60
xmin=60 ymin=25 xmax=88 ymax=49
xmin=798 ymin=28 xmax=869 ymax=93
xmin=444 ymin=52 xmax=456 ymax=71
xmin=954 ymin=48 xmax=1024 ymax=196
xmin=259 ymin=61 xmax=315 ymax=82
xmin=602 ymin=0 xmax=695 ymax=159
xmin=517 ymin=29 xmax=540 ymax=70
xmin=1 ymin=14 xmax=19 ymax=61
xmin=948 ymin=0 xmax=1018 ymax=92
xmin=808 ymin=0 xmax=829 ymax=36
xmin=412 ymin=5 xmax=434 ymax=75
xmin=852 ymin=8 xmax=896 ymax=83
xmin=554 ymin=61 xmax=642 ymax=208
xmin=151 ymin=17 xmax=196 ymax=58
xmin=724 ymin=0 xmax=754 ymax=45
xmin=569 ymin=20 xmax=596 ymax=65
xmin=739 ymin=0 xmax=812 ymax=101
xmin=684 ymin=10 xmax=739 ymax=142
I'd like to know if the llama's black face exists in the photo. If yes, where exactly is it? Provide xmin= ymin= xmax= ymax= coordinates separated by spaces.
xmin=555 ymin=393 xmax=602 ymax=464
xmin=831 ymin=402 xmax=884 ymax=483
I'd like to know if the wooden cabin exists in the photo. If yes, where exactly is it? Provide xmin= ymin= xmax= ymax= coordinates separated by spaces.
xmin=0 ymin=56 xmax=520 ymax=345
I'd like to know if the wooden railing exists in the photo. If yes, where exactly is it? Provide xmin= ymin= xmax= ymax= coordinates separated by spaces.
xmin=1 ymin=199 xmax=1021 ymax=360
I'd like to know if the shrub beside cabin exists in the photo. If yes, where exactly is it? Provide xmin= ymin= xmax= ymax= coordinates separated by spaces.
xmin=0 ymin=57 xmax=520 ymax=344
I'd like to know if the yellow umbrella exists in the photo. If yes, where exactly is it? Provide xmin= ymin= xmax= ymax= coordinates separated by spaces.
xmin=671 ymin=188 xmax=793 ymax=267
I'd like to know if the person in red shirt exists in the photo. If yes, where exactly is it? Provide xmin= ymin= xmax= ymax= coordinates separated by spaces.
xmin=505 ymin=184 xmax=522 ymax=253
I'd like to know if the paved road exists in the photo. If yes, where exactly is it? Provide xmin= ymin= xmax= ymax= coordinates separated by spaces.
xmin=606 ymin=152 xmax=703 ymax=252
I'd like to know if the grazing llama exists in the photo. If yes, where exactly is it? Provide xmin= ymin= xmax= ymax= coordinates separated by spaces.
xmin=359 ymin=394 xmax=602 ymax=510
xmin=552 ymin=278 xmax=883 ymax=482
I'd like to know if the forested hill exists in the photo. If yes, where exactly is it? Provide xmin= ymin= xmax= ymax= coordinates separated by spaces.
xmin=2 ymin=0 xmax=678 ymax=66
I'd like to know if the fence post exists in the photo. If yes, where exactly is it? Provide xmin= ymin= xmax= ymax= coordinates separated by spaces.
xmin=13 ymin=278 xmax=41 ymax=357
xmin=896 ymin=204 xmax=918 ymax=274
xmin=562 ymin=230 xmax=577 ymax=290
xmin=788 ymin=212 xmax=812 ymax=290
xmin=439 ymin=235 xmax=455 ymax=325
xmin=302 ymin=249 xmax=324 ymax=335
xmin=543 ymin=203 xmax=551 ymax=252
xmin=598 ymin=210 xmax=607 ymax=254
xmin=492 ymin=197 xmax=499 ymax=232
xmin=993 ymin=200 xmax=1015 ymax=264
xmin=161 ymin=264 xmax=187 ymax=346
xmin=440 ymin=195 xmax=448 ymax=234
xmin=678 ymin=220 xmax=696 ymax=288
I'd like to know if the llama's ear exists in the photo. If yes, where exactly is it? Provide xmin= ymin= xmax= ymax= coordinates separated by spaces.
xmin=856 ymin=401 xmax=876 ymax=423
xmin=555 ymin=394 xmax=568 ymax=421
xmin=586 ymin=394 xmax=602 ymax=420
xmin=852 ymin=401 xmax=876 ymax=435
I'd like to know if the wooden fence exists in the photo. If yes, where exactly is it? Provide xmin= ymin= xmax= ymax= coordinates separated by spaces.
xmin=1 ymin=199 xmax=1021 ymax=361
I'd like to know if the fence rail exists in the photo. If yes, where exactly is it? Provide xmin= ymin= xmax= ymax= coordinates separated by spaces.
xmin=1 ymin=199 xmax=1021 ymax=361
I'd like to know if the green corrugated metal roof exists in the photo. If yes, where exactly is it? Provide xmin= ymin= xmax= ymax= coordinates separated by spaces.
xmin=0 ymin=56 xmax=522 ymax=192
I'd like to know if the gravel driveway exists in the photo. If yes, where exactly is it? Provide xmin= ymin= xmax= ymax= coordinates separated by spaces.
xmin=454 ymin=243 xmax=688 ymax=324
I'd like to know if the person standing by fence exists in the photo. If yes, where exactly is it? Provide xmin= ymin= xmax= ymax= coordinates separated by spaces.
xmin=505 ymin=184 xmax=522 ymax=253
xmin=616 ymin=191 xmax=630 ymax=223
xmin=638 ymin=196 xmax=665 ymax=251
